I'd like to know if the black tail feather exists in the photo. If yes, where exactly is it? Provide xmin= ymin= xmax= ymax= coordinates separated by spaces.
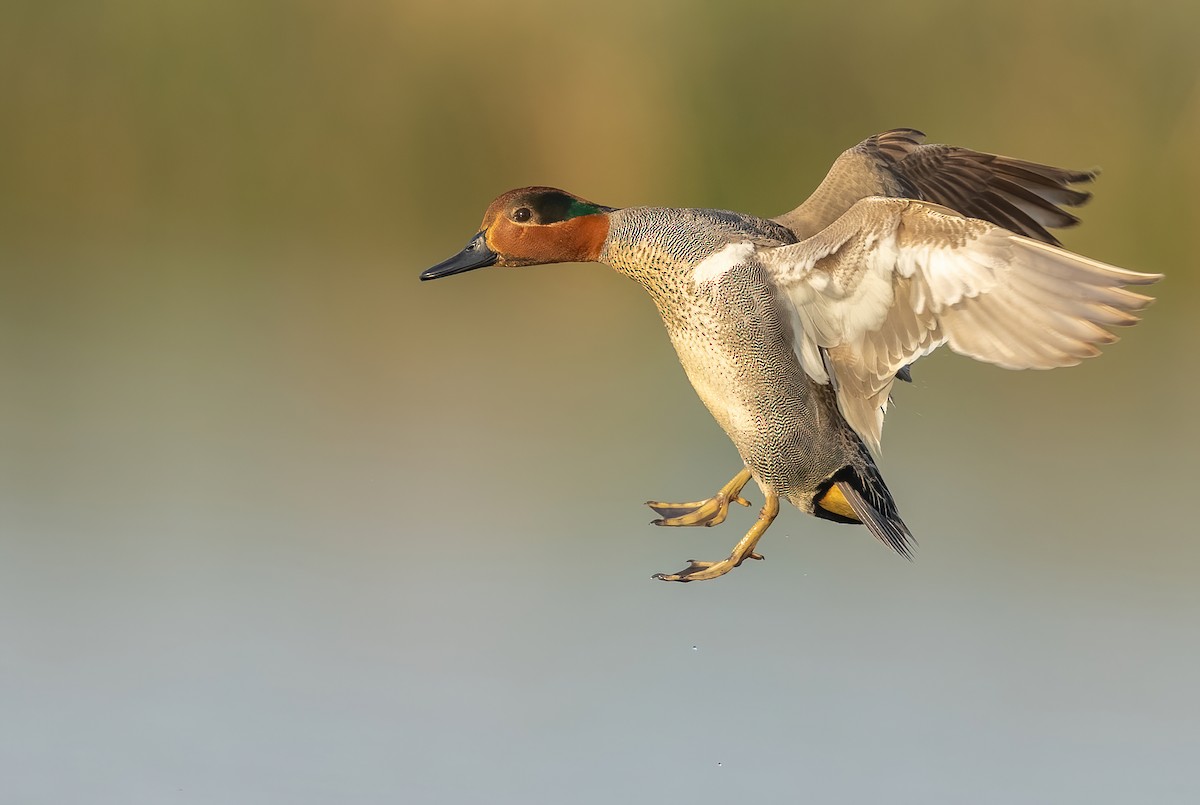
xmin=836 ymin=475 xmax=916 ymax=560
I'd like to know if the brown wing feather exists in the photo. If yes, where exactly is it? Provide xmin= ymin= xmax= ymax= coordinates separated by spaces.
xmin=774 ymin=129 xmax=1096 ymax=246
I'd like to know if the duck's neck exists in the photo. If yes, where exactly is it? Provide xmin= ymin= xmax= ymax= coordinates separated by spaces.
xmin=600 ymin=206 xmax=796 ymax=301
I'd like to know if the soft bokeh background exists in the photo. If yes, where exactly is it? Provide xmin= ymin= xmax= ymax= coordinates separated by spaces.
xmin=3 ymin=1 xmax=1198 ymax=802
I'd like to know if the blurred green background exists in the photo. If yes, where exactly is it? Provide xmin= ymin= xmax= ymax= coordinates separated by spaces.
xmin=3 ymin=1 xmax=1198 ymax=802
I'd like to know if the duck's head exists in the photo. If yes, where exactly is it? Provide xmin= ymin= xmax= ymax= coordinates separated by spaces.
xmin=420 ymin=187 xmax=614 ymax=281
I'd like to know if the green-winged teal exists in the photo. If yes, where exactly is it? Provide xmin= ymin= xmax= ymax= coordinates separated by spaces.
xmin=421 ymin=129 xmax=1162 ymax=582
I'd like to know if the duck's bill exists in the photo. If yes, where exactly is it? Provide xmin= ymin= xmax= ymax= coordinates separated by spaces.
xmin=420 ymin=232 xmax=498 ymax=280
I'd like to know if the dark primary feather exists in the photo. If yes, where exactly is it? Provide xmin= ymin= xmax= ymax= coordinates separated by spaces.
xmin=864 ymin=128 xmax=1096 ymax=246
xmin=775 ymin=128 xmax=1098 ymax=248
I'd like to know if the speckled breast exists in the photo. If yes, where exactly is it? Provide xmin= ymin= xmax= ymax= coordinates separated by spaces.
xmin=665 ymin=261 xmax=850 ymax=509
xmin=601 ymin=206 xmax=856 ymax=509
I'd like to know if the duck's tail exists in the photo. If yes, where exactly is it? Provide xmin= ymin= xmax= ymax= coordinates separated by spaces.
xmin=814 ymin=461 xmax=915 ymax=559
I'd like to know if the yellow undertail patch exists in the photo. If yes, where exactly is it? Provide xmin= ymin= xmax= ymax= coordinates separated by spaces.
xmin=817 ymin=484 xmax=861 ymax=521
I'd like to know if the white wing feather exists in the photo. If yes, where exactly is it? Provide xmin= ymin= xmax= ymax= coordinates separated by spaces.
xmin=758 ymin=197 xmax=1161 ymax=454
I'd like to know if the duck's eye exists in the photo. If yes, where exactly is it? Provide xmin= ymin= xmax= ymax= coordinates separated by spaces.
xmin=512 ymin=207 xmax=532 ymax=223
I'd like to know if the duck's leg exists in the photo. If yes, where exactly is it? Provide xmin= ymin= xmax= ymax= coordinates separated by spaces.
xmin=646 ymin=467 xmax=753 ymax=527
xmin=652 ymin=493 xmax=779 ymax=583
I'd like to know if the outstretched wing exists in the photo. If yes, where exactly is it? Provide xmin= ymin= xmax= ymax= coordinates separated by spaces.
xmin=758 ymin=197 xmax=1162 ymax=454
xmin=774 ymin=128 xmax=1096 ymax=245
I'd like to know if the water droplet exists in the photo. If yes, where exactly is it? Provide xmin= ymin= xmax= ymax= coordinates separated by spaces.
xmin=691 ymin=645 xmax=698 ymax=651
xmin=717 ymin=762 xmax=723 ymax=767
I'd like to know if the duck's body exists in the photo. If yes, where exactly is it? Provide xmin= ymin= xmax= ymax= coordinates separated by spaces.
xmin=421 ymin=129 xmax=1161 ymax=582
xmin=603 ymin=207 xmax=883 ymax=524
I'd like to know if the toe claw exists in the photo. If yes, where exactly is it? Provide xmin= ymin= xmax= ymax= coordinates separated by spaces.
xmin=643 ymin=470 xmax=755 ymax=528
xmin=650 ymin=488 xmax=777 ymax=584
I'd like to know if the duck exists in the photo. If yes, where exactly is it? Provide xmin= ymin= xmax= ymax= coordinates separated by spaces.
xmin=420 ymin=128 xmax=1162 ymax=582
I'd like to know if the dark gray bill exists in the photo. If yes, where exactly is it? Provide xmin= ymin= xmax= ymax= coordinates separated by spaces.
xmin=420 ymin=232 xmax=498 ymax=280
